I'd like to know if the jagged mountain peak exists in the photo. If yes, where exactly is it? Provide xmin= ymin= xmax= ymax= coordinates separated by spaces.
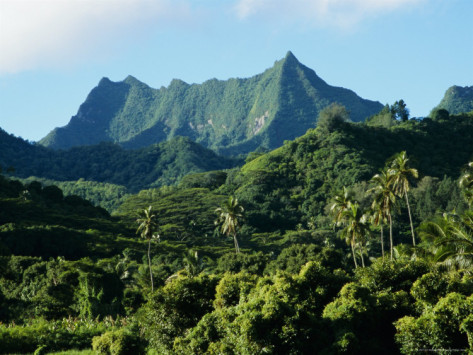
xmin=98 ymin=77 xmax=113 ymax=86
xmin=39 ymin=52 xmax=383 ymax=154
xmin=123 ymin=75 xmax=144 ymax=85
xmin=285 ymin=50 xmax=296 ymax=58
xmin=169 ymin=78 xmax=189 ymax=87
xmin=282 ymin=50 xmax=301 ymax=65
xmin=270 ymin=50 xmax=302 ymax=70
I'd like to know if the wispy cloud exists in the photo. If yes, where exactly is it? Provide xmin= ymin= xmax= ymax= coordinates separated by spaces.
xmin=0 ymin=0 xmax=427 ymax=74
xmin=233 ymin=0 xmax=425 ymax=28
xmin=0 ymin=0 xmax=193 ymax=74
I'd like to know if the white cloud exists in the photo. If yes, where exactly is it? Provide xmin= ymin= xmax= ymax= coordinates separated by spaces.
xmin=0 ymin=0 xmax=193 ymax=74
xmin=234 ymin=0 xmax=425 ymax=28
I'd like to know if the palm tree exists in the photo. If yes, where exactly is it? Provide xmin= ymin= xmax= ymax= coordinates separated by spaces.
xmin=330 ymin=186 xmax=353 ymax=227
xmin=215 ymin=196 xmax=244 ymax=253
xmin=136 ymin=205 xmax=159 ymax=292
xmin=340 ymin=202 xmax=370 ymax=268
xmin=389 ymin=151 xmax=418 ymax=247
xmin=369 ymin=168 xmax=396 ymax=260
xmin=459 ymin=162 xmax=473 ymax=207
xmin=183 ymin=250 xmax=203 ymax=277
xmin=166 ymin=249 xmax=204 ymax=283
xmin=419 ymin=211 xmax=473 ymax=270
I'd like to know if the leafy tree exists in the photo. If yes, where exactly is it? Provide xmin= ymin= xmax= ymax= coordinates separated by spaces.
xmin=389 ymin=151 xmax=418 ymax=247
xmin=395 ymin=293 xmax=473 ymax=353
xmin=317 ymin=103 xmax=350 ymax=133
xmin=216 ymin=251 xmax=269 ymax=275
xmin=365 ymin=104 xmax=396 ymax=128
xmin=215 ymin=196 xmax=245 ymax=253
xmin=264 ymin=243 xmax=345 ymax=275
xmin=213 ymin=271 xmax=258 ymax=309
xmin=92 ymin=327 xmax=145 ymax=355
xmin=430 ymin=108 xmax=450 ymax=121
xmin=174 ymin=262 xmax=347 ymax=354
xmin=391 ymin=100 xmax=409 ymax=121
xmin=322 ymin=282 xmax=377 ymax=353
xmin=136 ymin=206 xmax=159 ymax=292
xmin=75 ymin=270 xmax=123 ymax=319
xmin=138 ymin=274 xmax=218 ymax=354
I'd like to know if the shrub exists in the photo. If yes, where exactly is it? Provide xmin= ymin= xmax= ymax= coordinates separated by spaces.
xmin=92 ymin=328 xmax=144 ymax=355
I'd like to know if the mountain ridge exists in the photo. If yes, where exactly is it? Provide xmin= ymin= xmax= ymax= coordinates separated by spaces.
xmin=433 ymin=85 xmax=473 ymax=115
xmin=0 ymin=128 xmax=238 ymax=192
xmin=39 ymin=51 xmax=383 ymax=154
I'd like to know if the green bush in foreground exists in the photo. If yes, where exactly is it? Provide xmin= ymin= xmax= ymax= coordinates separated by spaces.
xmin=92 ymin=327 xmax=145 ymax=355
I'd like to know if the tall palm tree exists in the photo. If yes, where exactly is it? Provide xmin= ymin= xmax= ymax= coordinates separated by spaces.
xmin=340 ymin=202 xmax=370 ymax=268
xmin=369 ymin=168 xmax=396 ymax=260
xmin=136 ymin=205 xmax=159 ymax=292
xmin=215 ymin=196 xmax=244 ymax=253
xmin=459 ymin=162 xmax=473 ymax=207
xmin=389 ymin=151 xmax=418 ymax=247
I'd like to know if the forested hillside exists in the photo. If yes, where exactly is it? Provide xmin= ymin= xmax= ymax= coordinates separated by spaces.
xmin=2 ymin=106 xmax=473 ymax=354
xmin=0 ymin=131 xmax=238 ymax=193
xmin=39 ymin=52 xmax=383 ymax=155
xmin=433 ymin=85 xmax=473 ymax=115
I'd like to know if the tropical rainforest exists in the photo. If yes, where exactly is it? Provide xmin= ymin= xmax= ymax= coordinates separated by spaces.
xmin=1 ymin=58 xmax=473 ymax=353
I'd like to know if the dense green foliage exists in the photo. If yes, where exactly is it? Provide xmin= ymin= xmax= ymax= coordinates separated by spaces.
xmin=39 ymin=52 xmax=383 ymax=155
xmin=3 ymin=104 xmax=473 ymax=352
xmin=18 ymin=177 xmax=130 ymax=212
xmin=0 ymin=318 xmax=126 ymax=354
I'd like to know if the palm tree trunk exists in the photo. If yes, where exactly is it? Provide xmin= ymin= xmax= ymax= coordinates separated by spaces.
xmin=351 ymin=240 xmax=358 ymax=268
xmin=359 ymin=243 xmax=365 ymax=267
xmin=405 ymin=193 xmax=416 ymax=247
xmin=148 ymin=239 xmax=154 ymax=292
xmin=389 ymin=214 xmax=393 ymax=261
xmin=233 ymin=233 xmax=240 ymax=253
xmin=380 ymin=225 xmax=385 ymax=259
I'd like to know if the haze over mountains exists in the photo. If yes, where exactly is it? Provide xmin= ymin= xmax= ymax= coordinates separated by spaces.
xmin=39 ymin=52 xmax=383 ymax=155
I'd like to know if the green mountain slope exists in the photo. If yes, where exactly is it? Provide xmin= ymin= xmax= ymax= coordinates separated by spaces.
xmin=0 ymin=174 xmax=139 ymax=259
xmin=0 ymin=128 xmax=238 ymax=193
xmin=113 ymin=111 xmax=473 ymax=246
xmin=39 ymin=52 xmax=383 ymax=154
xmin=433 ymin=85 xmax=473 ymax=114
xmin=226 ymin=111 xmax=473 ymax=233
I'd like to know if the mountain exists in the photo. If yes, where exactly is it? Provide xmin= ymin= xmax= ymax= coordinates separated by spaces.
xmin=432 ymin=85 xmax=473 ymax=115
xmin=0 ymin=128 xmax=237 ymax=192
xmin=39 ymin=51 xmax=383 ymax=155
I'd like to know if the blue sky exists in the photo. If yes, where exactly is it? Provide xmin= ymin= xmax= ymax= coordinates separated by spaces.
xmin=0 ymin=0 xmax=472 ymax=142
